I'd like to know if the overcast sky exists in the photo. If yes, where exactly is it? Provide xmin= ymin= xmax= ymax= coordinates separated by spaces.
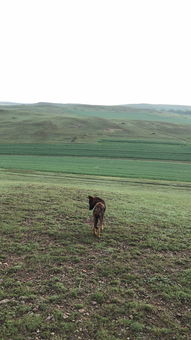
xmin=0 ymin=0 xmax=191 ymax=105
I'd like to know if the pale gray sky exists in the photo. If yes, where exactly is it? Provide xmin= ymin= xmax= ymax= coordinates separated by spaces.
xmin=0 ymin=0 xmax=191 ymax=105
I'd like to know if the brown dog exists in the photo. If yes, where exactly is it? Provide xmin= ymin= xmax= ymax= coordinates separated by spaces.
xmin=88 ymin=196 xmax=106 ymax=238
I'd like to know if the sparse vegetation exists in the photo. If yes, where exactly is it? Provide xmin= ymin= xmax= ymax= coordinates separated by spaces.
xmin=0 ymin=172 xmax=191 ymax=339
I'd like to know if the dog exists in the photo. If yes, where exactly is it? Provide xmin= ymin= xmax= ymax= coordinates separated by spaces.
xmin=88 ymin=196 xmax=106 ymax=238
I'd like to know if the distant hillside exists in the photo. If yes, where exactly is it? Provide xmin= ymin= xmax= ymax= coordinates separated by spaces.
xmin=0 ymin=102 xmax=23 ymax=105
xmin=0 ymin=102 xmax=191 ymax=143
xmin=127 ymin=103 xmax=191 ymax=112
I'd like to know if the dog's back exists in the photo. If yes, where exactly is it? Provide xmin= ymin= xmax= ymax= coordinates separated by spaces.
xmin=88 ymin=196 xmax=106 ymax=237
xmin=93 ymin=201 xmax=105 ymax=227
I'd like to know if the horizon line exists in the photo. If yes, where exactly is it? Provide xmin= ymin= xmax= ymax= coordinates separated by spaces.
xmin=1 ymin=101 xmax=191 ymax=107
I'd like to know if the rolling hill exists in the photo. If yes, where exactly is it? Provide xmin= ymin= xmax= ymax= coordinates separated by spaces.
xmin=0 ymin=102 xmax=191 ymax=143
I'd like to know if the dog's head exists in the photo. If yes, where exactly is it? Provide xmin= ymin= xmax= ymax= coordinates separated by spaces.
xmin=88 ymin=196 xmax=105 ymax=210
xmin=88 ymin=196 xmax=95 ymax=210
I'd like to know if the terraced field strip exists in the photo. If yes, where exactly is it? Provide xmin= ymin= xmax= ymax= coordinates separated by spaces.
xmin=1 ymin=155 xmax=191 ymax=182
xmin=0 ymin=142 xmax=191 ymax=161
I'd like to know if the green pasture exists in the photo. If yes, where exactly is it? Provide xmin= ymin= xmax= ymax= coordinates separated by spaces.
xmin=0 ymin=154 xmax=191 ymax=182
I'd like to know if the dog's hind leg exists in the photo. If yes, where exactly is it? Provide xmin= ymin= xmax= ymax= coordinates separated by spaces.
xmin=100 ymin=214 xmax=104 ymax=231
xmin=93 ymin=226 xmax=98 ymax=237
xmin=93 ymin=216 xmax=100 ymax=237
xmin=95 ymin=226 xmax=101 ymax=238
xmin=93 ymin=226 xmax=100 ymax=237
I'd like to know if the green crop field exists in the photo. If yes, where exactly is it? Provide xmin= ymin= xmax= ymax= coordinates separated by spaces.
xmin=0 ymin=141 xmax=191 ymax=161
xmin=1 ymin=155 xmax=191 ymax=182
xmin=0 ymin=139 xmax=191 ymax=183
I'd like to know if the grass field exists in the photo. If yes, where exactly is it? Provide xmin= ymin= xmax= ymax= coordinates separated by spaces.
xmin=0 ymin=171 xmax=191 ymax=340
xmin=0 ymin=103 xmax=191 ymax=339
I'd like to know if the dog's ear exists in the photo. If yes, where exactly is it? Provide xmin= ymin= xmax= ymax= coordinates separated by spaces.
xmin=88 ymin=195 xmax=93 ymax=201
